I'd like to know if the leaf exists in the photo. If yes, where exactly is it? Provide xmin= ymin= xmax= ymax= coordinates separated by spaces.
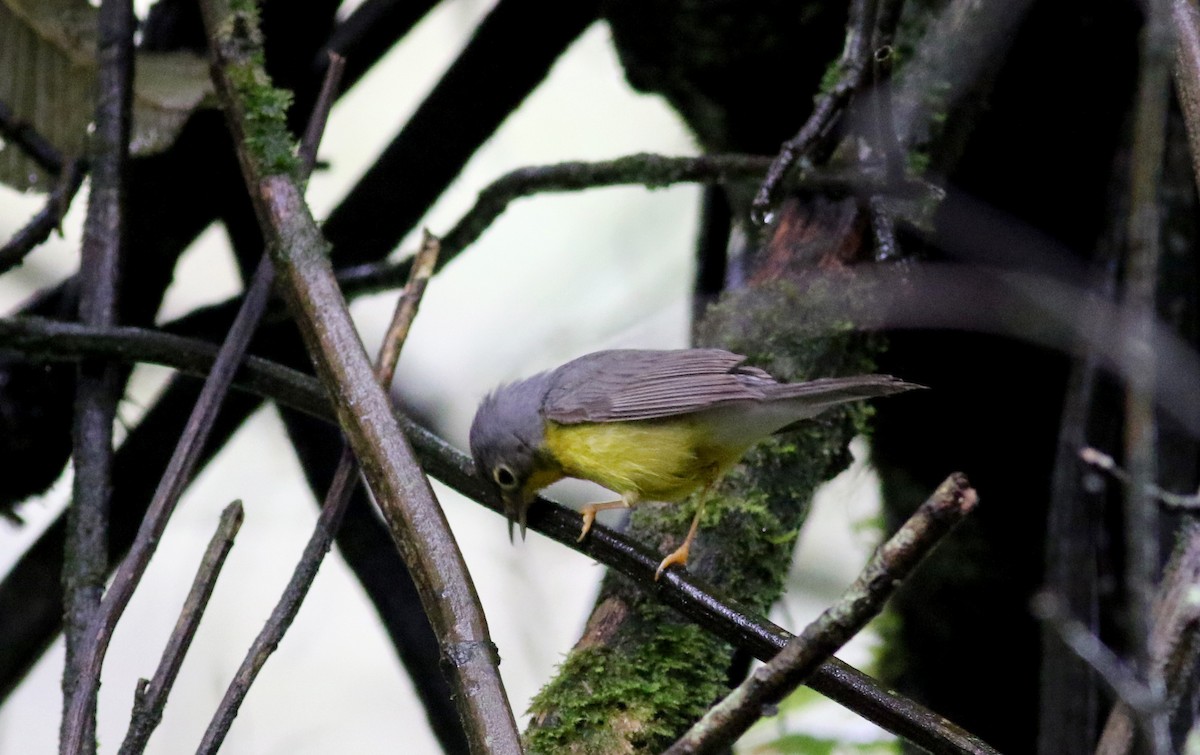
xmin=0 ymin=0 xmax=214 ymax=192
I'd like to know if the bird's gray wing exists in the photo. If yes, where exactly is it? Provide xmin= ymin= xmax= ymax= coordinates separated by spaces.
xmin=542 ymin=348 xmax=776 ymax=424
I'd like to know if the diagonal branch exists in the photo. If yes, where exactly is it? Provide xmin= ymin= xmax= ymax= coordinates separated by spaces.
xmin=116 ymin=501 xmax=244 ymax=755
xmin=195 ymin=1 xmax=520 ymax=751
xmin=0 ymin=159 xmax=88 ymax=275
xmin=0 ymin=98 xmax=69 ymax=175
xmin=751 ymin=0 xmax=880 ymax=223
xmin=196 ymin=233 xmax=441 ymax=754
xmin=666 ymin=474 xmax=978 ymax=754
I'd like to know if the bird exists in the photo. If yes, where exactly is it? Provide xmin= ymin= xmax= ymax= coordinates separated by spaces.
xmin=468 ymin=348 xmax=922 ymax=578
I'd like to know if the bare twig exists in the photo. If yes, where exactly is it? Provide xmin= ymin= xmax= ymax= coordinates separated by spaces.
xmin=300 ymin=52 xmax=345 ymax=172
xmin=0 ymin=316 xmax=997 ymax=755
xmin=665 ymin=474 xmax=979 ymax=755
xmin=337 ymin=153 xmax=770 ymax=292
xmin=0 ymin=98 xmax=68 ymax=175
xmin=375 ymin=230 xmax=439 ymax=382
xmin=1032 ymin=592 xmax=1162 ymax=716
xmin=197 ymin=233 xmax=441 ymax=754
xmin=1081 ymin=447 xmax=1200 ymax=509
xmin=0 ymin=159 xmax=88 ymax=275
xmin=751 ymin=0 xmax=880 ymax=224
xmin=60 ymin=1 xmax=134 ymax=751
xmin=117 ymin=502 xmax=244 ymax=755
xmin=59 ymin=43 xmax=343 ymax=755
xmin=335 ymin=154 xmax=931 ymax=296
xmin=196 ymin=1 xmax=519 ymax=751
xmin=319 ymin=0 xmax=439 ymax=95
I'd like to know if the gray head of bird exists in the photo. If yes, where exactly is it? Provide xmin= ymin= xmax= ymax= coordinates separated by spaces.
xmin=468 ymin=374 xmax=553 ymax=541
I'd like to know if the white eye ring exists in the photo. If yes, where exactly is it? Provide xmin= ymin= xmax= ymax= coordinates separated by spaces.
xmin=493 ymin=464 xmax=518 ymax=490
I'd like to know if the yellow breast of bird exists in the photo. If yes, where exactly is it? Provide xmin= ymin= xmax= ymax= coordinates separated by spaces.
xmin=543 ymin=418 xmax=748 ymax=502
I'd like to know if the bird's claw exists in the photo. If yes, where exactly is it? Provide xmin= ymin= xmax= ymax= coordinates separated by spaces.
xmin=577 ymin=507 xmax=596 ymax=542
xmin=654 ymin=542 xmax=690 ymax=580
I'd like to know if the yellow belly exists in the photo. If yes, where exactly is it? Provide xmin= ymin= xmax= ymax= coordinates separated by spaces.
xmin=543 ymin=418 xmax=746 ymax=502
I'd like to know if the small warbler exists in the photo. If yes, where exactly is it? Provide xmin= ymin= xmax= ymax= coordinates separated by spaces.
xmin=469 ymin=348 xmax=921 ymax=577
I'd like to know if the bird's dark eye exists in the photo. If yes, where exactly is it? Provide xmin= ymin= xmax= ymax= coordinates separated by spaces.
xmin=493 ymin=465 xmax=518 ymax=490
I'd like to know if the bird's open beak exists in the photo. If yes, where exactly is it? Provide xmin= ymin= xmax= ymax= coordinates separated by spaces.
xmin=503 ymin=492 xmax=530 ymax=543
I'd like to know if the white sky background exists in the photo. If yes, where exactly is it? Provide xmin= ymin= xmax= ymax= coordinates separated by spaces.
xmin=0 ymin=1 xmax=889 ymax=751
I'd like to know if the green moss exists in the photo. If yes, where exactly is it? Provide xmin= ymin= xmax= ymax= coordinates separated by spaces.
xmin=526 ymin=614 xmax=728 ymax=753
xmin=689 ymin=279 xmax=885 ymax=608
xmin=817 ymin=57 xmax=845 ymax=97
xmin=217 ymin=0 xmax=299 ymax=176
xmin=226 ymin=60 xmax=297 ymax=175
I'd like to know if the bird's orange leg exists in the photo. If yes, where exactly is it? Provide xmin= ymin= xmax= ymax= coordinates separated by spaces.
xmin=578 ymin=494 xmax=636 ymax=542
xmin=655 ymin=488 xmax=711 ymax=580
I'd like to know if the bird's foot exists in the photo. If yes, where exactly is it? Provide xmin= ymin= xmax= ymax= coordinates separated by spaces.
xmin=577 ymin=497 xmax=634 ymax=542
xmin=655 ymin=541 xmax=690 ymax=580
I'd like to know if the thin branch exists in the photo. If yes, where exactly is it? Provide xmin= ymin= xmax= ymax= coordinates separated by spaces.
xmin=196 ymin=2 xmax=520 ymax=751
xmin=336 ymin=153 xmax=768 ymax=291
xmin=1031 ymin=592 xmax=1163 ymax=716
xmin=751 ymin=0 xmax=880 ymax=224
xmin=335 ymin=154 xmax=930 ymax=296
xmin=0 ymin=316 xmax=998 ymax=755
xmin=61 ymin=1 xmax=134 ymax=751
xmin=1172 ymin=0 xmax=1200 ymax=198
xmin=197 ymin=233 xmax=441 ymax=754
xmin=665 ymin=474 xmax=979 ymax=755
xmin=318 ymin=0 xmax=439 ymax=96
xmin=58 ymin=43 xmax=343 ymax=755
xmin=1081 ymin=447 xmax=1200 ymax=509
xmin=1123 ymin=0 xmax=1172 ymax=748
xmin=0 ymin=159 xmax=88 ymax=275
xmin=117 ymin=501 xmax=244 ymax=755
xmin=299 ymin=52 xmax=345 ymax=173
xmin=0 ymin=98 xmax=68 ymax=175
xmin=375 ymin=230 xmax=439 ymax=383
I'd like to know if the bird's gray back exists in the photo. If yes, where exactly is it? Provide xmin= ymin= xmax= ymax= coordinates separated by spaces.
xmin=542 ymin=348 xmax=778 ymax=424
xmin=541 ymin=349 xmax=922 ymax=438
